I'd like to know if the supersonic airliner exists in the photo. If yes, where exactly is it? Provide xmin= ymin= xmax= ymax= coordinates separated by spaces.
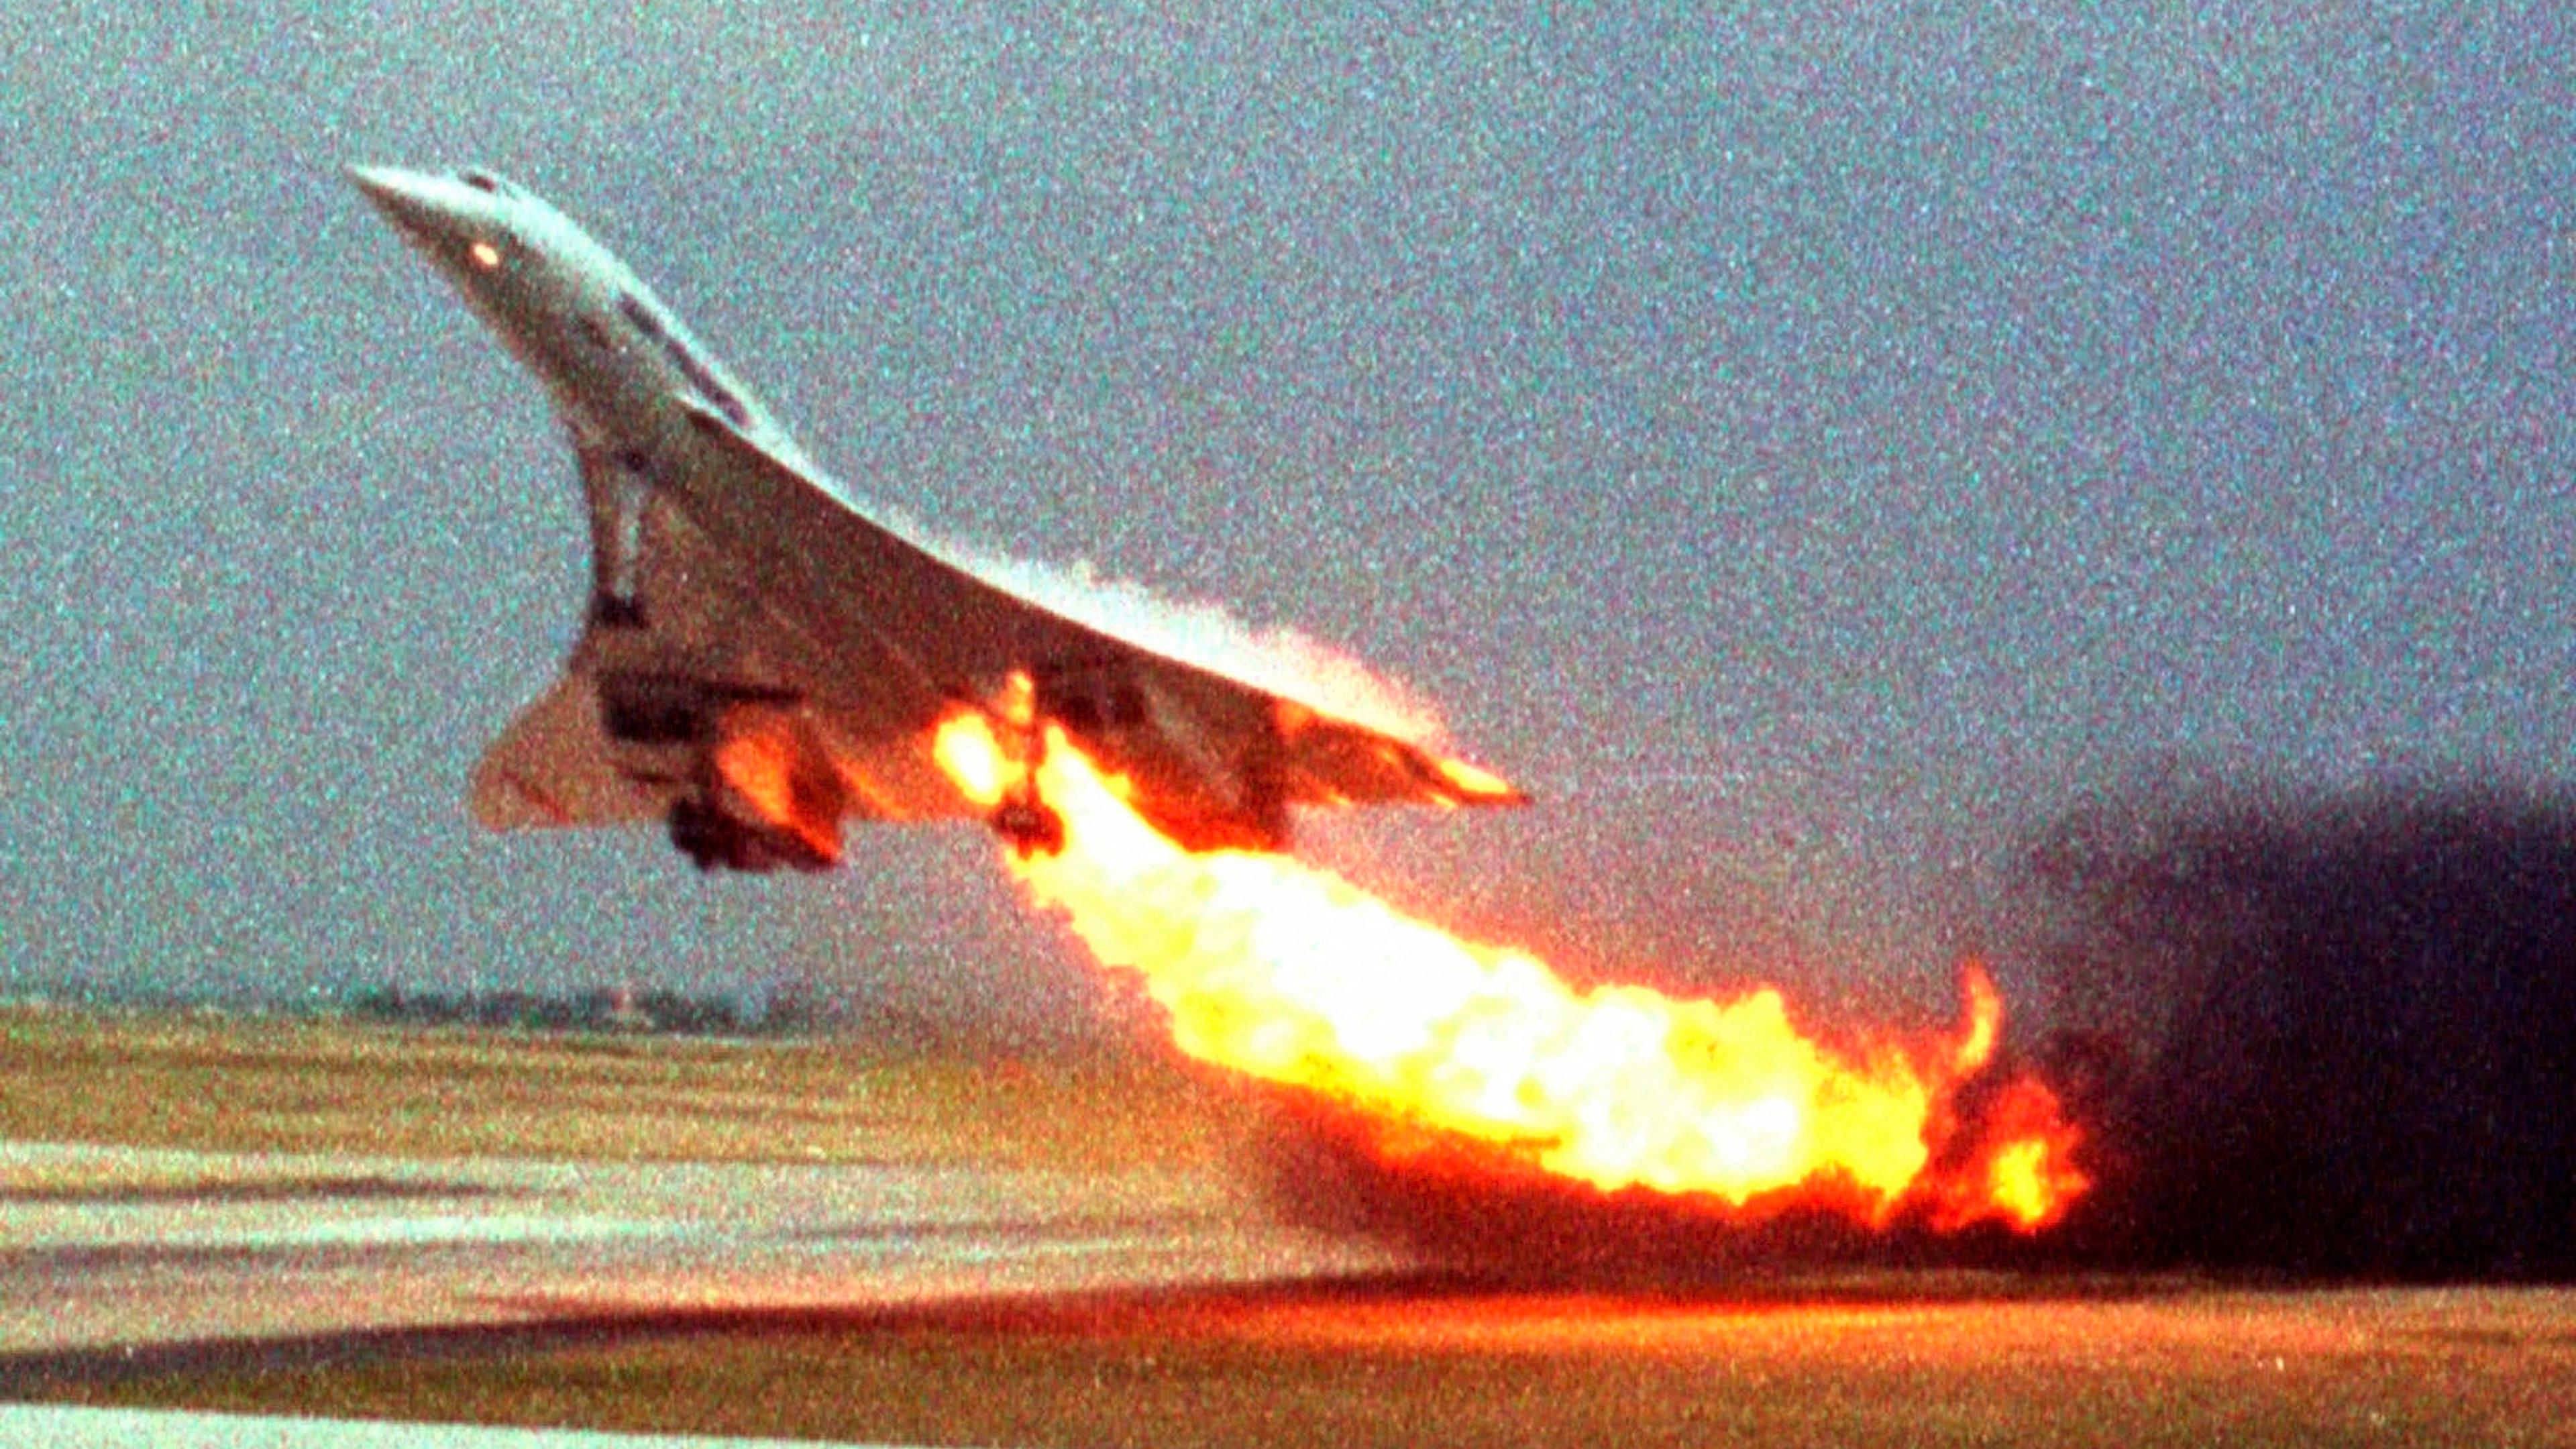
xmin=350 ymin=165 xmax=1521 ymax=871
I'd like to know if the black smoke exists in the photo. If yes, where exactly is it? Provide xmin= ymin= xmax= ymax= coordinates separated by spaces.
xmin=1250 ymin=777 xmax=2576 ymax=1281
xmin=2012 ymin=776 xmax=2576 ymax=1277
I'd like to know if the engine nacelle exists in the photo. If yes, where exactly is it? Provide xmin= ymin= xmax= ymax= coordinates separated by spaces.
xmin=599 ymin=671 xmax=722 ymax=745
xmin=667 ymin=796 xmax=836 ymax=873
xmin=1134 ymin=790 xmax=1289 ymax=854
xmin=594 ymin=674 xmax=850 ymax=873
xmin=1028 ymin=662 xmax=1291 ymax=855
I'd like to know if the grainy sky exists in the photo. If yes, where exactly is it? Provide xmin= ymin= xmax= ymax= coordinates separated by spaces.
xmin=4 ymin=3 xmax=2569 ymax=1033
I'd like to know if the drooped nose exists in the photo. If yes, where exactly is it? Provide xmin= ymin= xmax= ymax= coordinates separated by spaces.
xmin=347 ymin=164 xmax=452 ymax=242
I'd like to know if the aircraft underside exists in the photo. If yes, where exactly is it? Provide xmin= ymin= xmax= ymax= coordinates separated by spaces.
xmin=578 ymin=658 xmax=1287 ymax=873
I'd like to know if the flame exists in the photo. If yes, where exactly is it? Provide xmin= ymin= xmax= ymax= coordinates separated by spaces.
xmin=714 ymin=731 xmax=799 ymax=825
xmin=1432 ymin=753 xmax=1527 ymax=805
xmin=1932 ymin=1077 xmax=2091 ymax=1232
xmin=712 ymin=710 xmax=843 ymax=866
xmin=932 ymin=711 xmax=2085 ymax=1231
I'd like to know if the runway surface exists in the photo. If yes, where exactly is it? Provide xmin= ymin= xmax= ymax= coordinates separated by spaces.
xmin=0 ymin=1403 xmax=887 ymax=1448
xmin=0 ymin=1138 xmax=1387 ymax=1362
xmin=4 ymin=1049 xmax=2571 ymax=1446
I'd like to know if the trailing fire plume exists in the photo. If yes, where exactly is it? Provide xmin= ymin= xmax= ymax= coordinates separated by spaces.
xmin=934 ymin=712 xmax=2086 ymax=1232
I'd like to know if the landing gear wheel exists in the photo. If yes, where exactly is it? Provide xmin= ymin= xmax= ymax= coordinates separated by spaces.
xmin=587 ymin=590 xmax=647 ymax=630
xmin=991 ymin=797 xmax=1067 ymax=859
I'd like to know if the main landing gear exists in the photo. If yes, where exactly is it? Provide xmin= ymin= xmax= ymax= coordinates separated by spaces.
xmin=989 ymin=794 xmax=1067 ymax=859
xmin=985 ymin=670 xmax=1067 ymax=858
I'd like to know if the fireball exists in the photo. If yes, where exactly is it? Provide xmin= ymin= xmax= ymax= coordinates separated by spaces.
xmin=934 ymin=711 xmax=2084 ymax=1232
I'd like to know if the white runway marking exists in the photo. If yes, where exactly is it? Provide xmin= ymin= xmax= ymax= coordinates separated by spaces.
xmin=0 ymin=1140 xmax=1390 ymax=1360
xmin=0 ymin=1403 xmax=931 ymax=1448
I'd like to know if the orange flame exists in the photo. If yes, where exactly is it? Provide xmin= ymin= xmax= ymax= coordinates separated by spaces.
xmin=933 ymin=712 xmax=2085 ymax=1231
xmin=711 ymin=710 xmax=843 ymax=867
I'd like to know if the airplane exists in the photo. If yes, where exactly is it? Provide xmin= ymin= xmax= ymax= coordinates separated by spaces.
xmin=349 ymin=165 xmax=1524 ymax=871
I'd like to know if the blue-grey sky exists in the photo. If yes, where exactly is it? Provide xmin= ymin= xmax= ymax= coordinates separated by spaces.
xmin=4 ymin=3 xmax=2569 ymax=1032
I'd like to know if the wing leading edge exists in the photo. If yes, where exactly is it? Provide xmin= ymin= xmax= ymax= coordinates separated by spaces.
xmin=466 ymin=400 xmax=1522 ymax=869
xmin=653 ymin=401 xmax=1525 ymax=855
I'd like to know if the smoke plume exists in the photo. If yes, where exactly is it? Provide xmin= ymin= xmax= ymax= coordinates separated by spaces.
xmin=1246 ymin=776 xmax=2576 ymax=1281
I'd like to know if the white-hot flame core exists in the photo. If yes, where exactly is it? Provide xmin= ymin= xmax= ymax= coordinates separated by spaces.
xmin=934 ymin=712 xmax=2090 ymax=1228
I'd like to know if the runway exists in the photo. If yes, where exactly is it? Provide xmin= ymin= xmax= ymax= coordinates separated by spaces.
xmin=5 ymin=1022 xmax=2572 ymax=1446
xmin=0 ymin=1403 xmax=879 ymax=1447
xmin=0 ymin=1138 xmax=1389 ymax=1362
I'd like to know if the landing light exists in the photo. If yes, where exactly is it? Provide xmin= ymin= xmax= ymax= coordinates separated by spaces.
xmin=468 ymin=240 xmax=502 ymax=271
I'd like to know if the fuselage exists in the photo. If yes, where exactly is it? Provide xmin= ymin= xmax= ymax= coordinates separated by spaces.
xmin=350 ymin=166 xmax=804 ymax=475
